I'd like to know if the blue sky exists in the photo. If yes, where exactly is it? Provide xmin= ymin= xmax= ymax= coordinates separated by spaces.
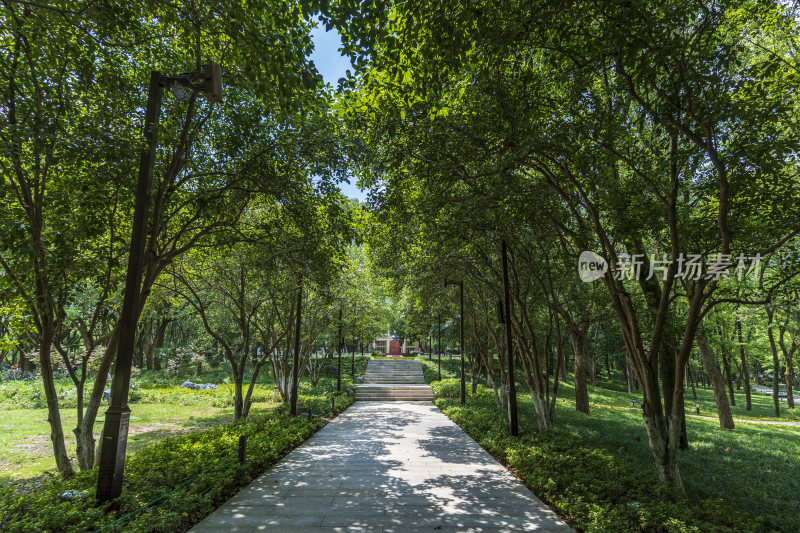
xmin=309 ymin=22 xmax=367 ymax=202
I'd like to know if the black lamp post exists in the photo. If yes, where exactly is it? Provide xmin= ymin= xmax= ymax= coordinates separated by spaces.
xmin=428 ymin=332 xmax=432 ymax=361
xmin=501 ymin=239 xmax=518 ymax=436
xmin=351 ymin=336 xmax=356 ymax=378
xmin=290 ymin=274 xmax=303 ymax=416
xmin=444 ymin=278 xmax=465 ymax=404
xmin=437 ymin=314 xmax=442 ymax=381
xmin=96 ymin=63 xmax=221 ymax=503
xmin=337 ymin=307 xmax=342 ymax=392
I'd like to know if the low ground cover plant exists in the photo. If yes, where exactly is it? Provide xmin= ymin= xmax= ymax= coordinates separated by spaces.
xmin=435 ymin=394 xmax=778 ymax=532
xmin=0 ymin=386 xmax=353 ymax=532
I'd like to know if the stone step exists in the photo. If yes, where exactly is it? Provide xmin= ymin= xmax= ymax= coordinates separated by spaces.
xmin=368 ymin=365 xmax=421 ymax=367
xmin=356 ymin=396 xmax=433 ymax=402
xmin=355 ymin=391 xmax=434 ymax=396
xmin=360 ymin=360 xmax=429 ymax=401
xmin=367 ymin=366 xmax=422 ymax=372
xmin=366 ymin=369 xmax=423 ymax=372
xmin=365 ymin=370 xmax=424 ymax=374
xmin=356 ymin=392 xmax=434 ymax=395
xmin=364 ymin=379 xmax=425 ymax=385
xmin=356 ymin=395 xmax=434 ymax=400
xmin=366 ymin=368 xmax=423 ymax=371
xmin=357 ymin=385 xmax=432 ymax=390
xmin=366 ymin=377 xmax=424 ymax=380
xmin=366 ymin=372 xmax=424 ymax=375
xmin=366 ymin=379 xmax=425 ymax=383
xmin=367 ymin=361 xmax=423 ymax=366
xmin=355 ymin=394 xmax=435 ymax=399
xmin=356 ymin=391 xmax=432 ymax=394
xmin=365 ymin=374 xmax=424 ymax=378
xmin=356 ymin=365 xmax=434 ymax=400
xmin=366 ymin=369 xmax=421 ymax=371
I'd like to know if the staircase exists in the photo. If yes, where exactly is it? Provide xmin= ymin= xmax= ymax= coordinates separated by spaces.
xmin=355 ymin=359 xmax=434 ymax=402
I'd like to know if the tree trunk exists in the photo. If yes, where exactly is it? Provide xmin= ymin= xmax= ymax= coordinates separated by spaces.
xmin=153 ymin=318 xmax=168 ymax=370
xmin=133 ymin=331 xmax=143 ymax=369
xmin=591 ymin=320 xmax=600 ymax=386
xmin=736 ymin=319 xmax=752 ymax=410
xmin=776 ymin=322 xmax=796 ymax=410
xmin=786 ymin=354 xmax=795 ymax=409
xmin=642 ymin=411 xmax=682 ymax=489
xmin=143 ymin=321 xmax=154 ymax=370
xmin=625 ymin=359 xmax=634 ymax=394
xmin=688 ymin=368 xmax=697 ymax=399
xmin=531 ymin=392 xmax=553 ymax=431
xmin=696 ymin=329 xmax=734 ymax=429
xmin=40 ymin=322 xmax=74 ymax=477
xmin=74 ymin=423 xmax=95 ymax=471
xmin=19 ymin=349 xmax=32 ymax=372
xmin=570 ymin=323 xmax=590 ymax=414
xmin=660 ymin=346 xmax=688 ymax=448
xmin=766 ymin=307 xmax=780 ymax=417
xmin=242 ymin=362 xmax=264 ymax=419
xmin=72 ymin=325 xmax=120 ymax=470
xmin=720 ymin=345 xmax=736 ymax=406
xmin=233 ymin=373 xmax=244 ymax=421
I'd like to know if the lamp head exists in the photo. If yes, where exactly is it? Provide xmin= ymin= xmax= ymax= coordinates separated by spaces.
xmin=170 ymin=84 xmax=189 ymax=101
xmin=203 ymin=61 xmax=222 ymax=103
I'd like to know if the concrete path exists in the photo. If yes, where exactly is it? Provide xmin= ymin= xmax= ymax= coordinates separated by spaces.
xmin=191 ymin=402 xmax=572 ymax=532
xmin=752 ymin=383 xmax=795 ymax=403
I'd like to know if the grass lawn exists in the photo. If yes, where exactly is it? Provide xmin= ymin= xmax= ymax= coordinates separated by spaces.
xmin=554 ymin=369 xmax=799 ymax=421
xmin=550 ymin=400 xmax=799 ymax=531
xmin=461 ymin=362 xmax=798 ymax=422
xmin=0 ymin=358 xmax=364 ymax=484
xmin=0 ymin=401 xmax=287 ymax=484
xmin=435 ymin=391 xmax=800 ymax=532
xmin=0 ymin=381 xmax=355 ymax=533
xmin=422 ymin=357 xmax=800 ymax=531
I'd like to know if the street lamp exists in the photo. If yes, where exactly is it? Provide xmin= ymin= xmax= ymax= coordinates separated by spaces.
xmin=444 ymin=278 xmax=465 ymax=404
xmin=96 ymin=62 xmax=222 ymax=503
xmin=337 ymin=307 xmax=342 ymax=392
xmin=501 ymin=239 xmax=518 ymax=436
xmin=437 ymin=314 xmax=442 ymax=381
xmin=290 ymin=274 xmax=303 ymax=416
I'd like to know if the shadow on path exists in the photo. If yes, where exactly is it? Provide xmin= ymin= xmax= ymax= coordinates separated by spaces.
xmin=190 ymin=402 xmax=573 ymax=532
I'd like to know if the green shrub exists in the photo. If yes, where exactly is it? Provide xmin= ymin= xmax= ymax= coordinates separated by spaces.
xmin=417 ymin=356 xmax=459 ymax=383
xmin=0 ymin=389 xmax=354 ymax=532
xmin=431 ymin=378 xmax=461 ymax=397
xmin=435 ymin=396 xmax=767 ymax=533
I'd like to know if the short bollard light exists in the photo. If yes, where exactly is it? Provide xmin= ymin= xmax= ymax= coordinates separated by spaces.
xmin=273 ymin=386 xmax=279 ymax=403
xmin=238 ymin=435 xmax=247 ymax=464
xmin=696 ymin=403 xmax=700 ymax=415
xmin=331 ymin=396 xmax=335 ymax=411
xmin=307 ymin=408 xmax=313 ymax=421
xmin=630 ymin=398 xmax=637 ymax=407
